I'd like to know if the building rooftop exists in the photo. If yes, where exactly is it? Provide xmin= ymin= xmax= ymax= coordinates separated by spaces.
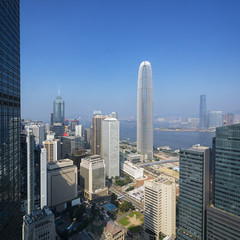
xmin=23 ymin=206 xmax=53 ymax=225
xmin=188 ymin=144 xmax=209 ymax=153
xmin=105 ymin=221 xmax=122 ymax=236
xmin=47 ymin=159 xmax=73 ymax=170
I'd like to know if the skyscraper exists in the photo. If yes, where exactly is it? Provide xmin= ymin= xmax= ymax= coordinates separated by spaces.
xmin=91 ymin=111 xmax=107 ymax=156
xmin=206 ymin=124 xmax=240 ymax=239
xmin=137 ymin=61 xmax=153 ymax=160
xmin=199 ymin=95 xmax=207 ymax=129
xmin=102 ymin=118 xmax=120 ymax=178
xmin=208 ymin=111 xmax=223 ymax=129
xmin=53 ymin=93 xmax=65 ymax=124
xmin=0 ymin=0 xmax=21 ymax=238
xmin=40 ymin=148 xmax=47 ymax=208
xmin=144 ymin=177 xmax=176 ymax=239
xmin=177 ymin=145 xmax=210 ymax=240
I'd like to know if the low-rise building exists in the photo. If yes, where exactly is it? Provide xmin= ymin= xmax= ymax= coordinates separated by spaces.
xmin=22 ymin=206 xmax=56 ymax=240
xmin=101 ymin=221 xmax=125 ymax=240
xmin=121 ymin=161 xmax=144 ymax=179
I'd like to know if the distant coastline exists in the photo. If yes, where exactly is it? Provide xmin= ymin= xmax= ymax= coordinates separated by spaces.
xmin=154 ymin=128 xmax=215 ymax=133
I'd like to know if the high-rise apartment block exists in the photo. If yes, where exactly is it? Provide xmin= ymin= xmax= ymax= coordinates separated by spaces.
xmin=30 ymin=124 xmax=45 ymax=145
xmin=80 ymin=155 xmax=107 ymax=200
xmin=53 ymin=93 xmax=64 ymax=124
xmin=22 ymin=206 xmax=56 ymax=240
xmin=43 ymin=132 xmax=61 ymax=162
xmin=199 ymin=95 xmax=207 ymax=129
xmin=91 ymin=111 xmax=107 ymax=156
xmin=137 ymin=61 xmax=153 ymax=160
xmin=144 ymin=177 xmax=176 ymax=240
xmin=206 ymin=124 xmax=240 ymax=240
xmin=102 ymin=118 xmax=120 ymax=178
xmin=0 ymin=1 xmax=21 ymax=237
xmin=177 ymin=145 xmax=210 ymax=240
xmin=40 ymin=148 xmax=47 ymax=208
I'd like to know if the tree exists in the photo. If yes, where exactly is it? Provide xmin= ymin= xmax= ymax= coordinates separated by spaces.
xmin=111 ymin=193 xmax=118 ymax=203
xmin=73 ymin=204 xmax=85 ymax=220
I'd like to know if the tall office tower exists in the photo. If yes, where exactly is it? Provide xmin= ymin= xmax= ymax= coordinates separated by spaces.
xmin=137 ymin=61 xmax=153 ymax=160
xmin=0 ymin=1 xmax=21 ymax=237
xmin=75 ymin=124 xmax=83 ymax=137
xmin=208 ymin=111 xmax=223 ymax=129
xmin=53 ymin=93 xmax=65 ymax=124
xmin=206 ymin=124 xmax=240 ymax=239
xmin=62 ymin=135 xmax=84 ymax=158
xmin=223 ymin=113 xmax=234 ymax=126
xmin=27 ymin=130 xmax=35 ymax=214
xmin=177 ymin=145 xmax=210 ymax=240
xmin=144 ymin=177 xmax=176 ymax=240
xmin=70 ymin=119 xmax=79 ymax=131
xmin=30 ymin=124 xmax=45 ymax=145
xmin=43 ymin=132 xmax=61 ymax=162
xmin=51 ymin=122 xmax=65 ymax=139
xmin=199 ymin=95 xmax=207 ymax=129
xmin=50 ymin=112 xmax=54 ymax=126
xmin=22 ymin=206 xmax=56 ymax=240
xmin=91 ymin=111 xmax=107 ymax=156
xmin=102 ymin=118 xmax=120 ymax=178
xmin=84 ymin=128 xmax=91 ymax=144
xmin=80 ymin=155 xmax=107 ymax=200
xmin=40 ymin=148 xmax=47 ymax=208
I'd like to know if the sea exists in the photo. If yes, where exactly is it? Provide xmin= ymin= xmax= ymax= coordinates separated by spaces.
xmin=120 ymin=120 xmax=215 ymax=150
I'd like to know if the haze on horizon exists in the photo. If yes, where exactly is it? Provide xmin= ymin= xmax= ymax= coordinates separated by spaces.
xmin=21 ymin=1 xmax=240 ymax=123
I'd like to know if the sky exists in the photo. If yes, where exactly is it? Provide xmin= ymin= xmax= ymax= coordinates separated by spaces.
xmin=21 ymin=0 xmax=240 ymax=122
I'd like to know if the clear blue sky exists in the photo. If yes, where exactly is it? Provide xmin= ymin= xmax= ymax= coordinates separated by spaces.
xmin=21 ymin=0 xmax=240 ymax=122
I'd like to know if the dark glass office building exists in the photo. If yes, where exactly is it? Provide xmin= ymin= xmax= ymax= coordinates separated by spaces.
xmin=0 ymin=0 xmax=21 ymax=238
xmin=206 ymin=124 xmax=240 ymax=240
xmin=53 ymin=94 xmax=65 ymax=124
xmin=177 ymin=146 xmax=210 ymax=240
xmin=199 ymin=94 xmax=207 ymax=129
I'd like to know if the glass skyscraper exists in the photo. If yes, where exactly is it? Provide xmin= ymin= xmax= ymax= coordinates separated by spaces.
xmin=0 ymin=0 xmax=21 ymax=238
xmin=53 ymin=93 xmax=65 ymax=124
xmin=199 ymin=94 xmax=207 ymax=129
xmin=206 ymin=124 xmax=240 ymax=239
xmin=177 ymin=145 xmax=210 ymax=240
xmin=137 ymin=61 xmax=153 ymax=160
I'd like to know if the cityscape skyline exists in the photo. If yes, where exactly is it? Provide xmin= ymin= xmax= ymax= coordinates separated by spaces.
xmin=21 ymin=1 xmax=240 ymax=121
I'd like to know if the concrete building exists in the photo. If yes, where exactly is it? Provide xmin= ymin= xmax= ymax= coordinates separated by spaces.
xmin=223 ymin=113 xmax=234 ymax=126
xmin=121 ymin=161 xmax=144 ymax=179
xmin=75 ymin=124 xmax=83 ymax=137
xmin=144 ymin=177 xmax=176 ymax=239
xmin=102 ymin=118 xmax=120 ymax=178
xmin=43 ymin=133 xmax=61 ymax=162
xmin=101 ymin=221 xmax=125 ymax=240
xmin=84 ymin=128 xmax=91 ymax=144
xmin=177 ymin=145 xmax=210 ymax=240
xmin=47 ymin=159 xmax=77 ymax=208
xmin=127 ymin=153 xmax=143 ymax=163
xmin=40 ymin=148 xmax=47 ymax=208
xmin=91 ymin=111 xmax=107 ymax=156
xmin=22 ymin=206 xmax=56 ymax=240
xmin=137 ymin=61 xmax=153 ymax=160
xmin=206 ymin=124 xmax=240 ymax=240
xmin=80 ymin=155 xmax=107 ymax=200
xmin=30 ymin=124 xmax=45 ymax=145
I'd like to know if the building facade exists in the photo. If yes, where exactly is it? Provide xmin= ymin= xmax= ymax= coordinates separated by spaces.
xmin=177 ymin=145 xmax=210 ymax=240
xmin=144 ymin=177 xmax=176 ymax=239
xmin=91 ymin=112 xmax=107 ymax=156
xmin=102 ymin=118 xmax=120 ymax=178
xmin=22 ymin=206 xmax=56 ymax=240
xmin=47 ymin=159 xmax=77 ymax=207
xmin=0 ymin=1 xmax=21 ymax=237
xmin=208 ymin=111 xmax=223 ymax=129
xmin=80 ymin=155 xmax=107 ymax=200
xmin=43 ymin=136 xmax=61 ymax=162
xmin=40 ymin=148 xmax=47 ymax=208
xmin=137 ymin=61 xmax=153 ymax=160
xmin=120 ymin=161 xmax=144 ymax=179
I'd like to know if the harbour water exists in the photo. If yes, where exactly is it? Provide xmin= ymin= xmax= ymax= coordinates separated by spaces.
xmin=120 ymin=120 xmax=215 ymax=150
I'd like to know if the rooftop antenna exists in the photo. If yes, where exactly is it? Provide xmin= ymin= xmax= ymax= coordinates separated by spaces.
xmin=57 ymin=88 xmax=60 ymax=96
